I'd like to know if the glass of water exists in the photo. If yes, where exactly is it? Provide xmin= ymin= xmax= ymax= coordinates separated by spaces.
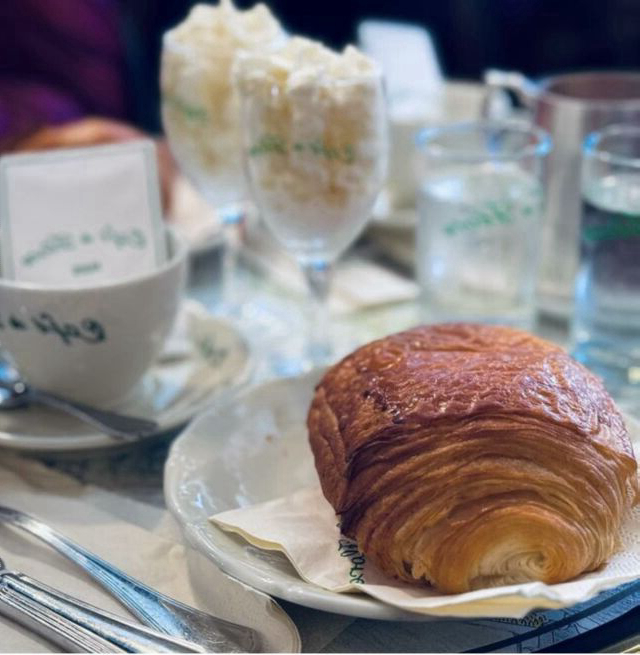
xmin=415 ymin=121 xmax=551 ymax=329
xmin=573 ymin=124 xmax=640 ymax=408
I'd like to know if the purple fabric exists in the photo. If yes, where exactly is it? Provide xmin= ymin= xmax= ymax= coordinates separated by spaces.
xmin=0 ymin=0 xmax=127 ymax=147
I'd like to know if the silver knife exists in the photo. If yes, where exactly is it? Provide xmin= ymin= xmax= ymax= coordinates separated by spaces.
xmin=0 ymin=560 xmax=205 ymax=653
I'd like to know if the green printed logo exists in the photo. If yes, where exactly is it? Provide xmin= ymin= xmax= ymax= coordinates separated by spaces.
xmin=162 ymin=93 xmax=208 ymax=122
xmin=443 ymin=200 xmax=537 ymax=237
xmin=249 ymin=134 xmax=355 ymax=164
xmin=22 ymin=233 xmax=75 ymax=267
xmin=73 ymin=262 xmax=102 ymax=276
xmin=0 ymin=311 xmax=106 ymax=346
xmin=100 ymin=225 xmax=147 ymax=251
xmin=195 ymin=335 xmax=228 ymax=366
xmin=338 ymin=537 xmax=366 ymax=584
xmin=21 ymin=225 xmax=148 ymax=274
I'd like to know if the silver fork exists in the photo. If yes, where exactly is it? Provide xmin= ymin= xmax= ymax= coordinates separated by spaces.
xmin=0 ymin=505 xmax=260 ymax=652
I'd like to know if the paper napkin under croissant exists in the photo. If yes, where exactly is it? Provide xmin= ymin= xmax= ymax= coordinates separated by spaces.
xmin=211 ymin=420 xmax=640 ymax=619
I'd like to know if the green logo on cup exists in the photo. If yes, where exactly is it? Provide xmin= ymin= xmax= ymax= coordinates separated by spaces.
xmin=0 ymin=311 xmax=106 ymax=346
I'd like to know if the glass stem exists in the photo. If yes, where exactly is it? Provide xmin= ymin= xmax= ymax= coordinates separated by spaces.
xmin=220 ymin=203 xmax=245 ymax=310
xmin=301 ymin=260 xmax=334 ymax=365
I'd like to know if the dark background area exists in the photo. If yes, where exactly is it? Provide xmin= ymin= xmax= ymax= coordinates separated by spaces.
xmin=146 ymin=0 xmax=640 ymax=79
xmin=127 ymin=0 xmax=640 ymax=130
xmin=3 ymin=0 xmax=640 ymax=140
xmin=253 ymin=0 xmax=640 ymax=79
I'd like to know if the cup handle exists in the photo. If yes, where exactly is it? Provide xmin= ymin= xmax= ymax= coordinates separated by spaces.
xmin=482 ymin=69 xmax=539 ymax=113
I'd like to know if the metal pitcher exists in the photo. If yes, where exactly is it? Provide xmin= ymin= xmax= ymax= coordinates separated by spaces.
xmin=484 ymin=70 xmax=640 ymax=318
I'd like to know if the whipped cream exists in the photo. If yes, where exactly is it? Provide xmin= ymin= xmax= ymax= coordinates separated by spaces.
xmin=234 ymin=37 xmax=388 ymax=261
xmin=160 ymin=0 xmax=283 ymax=204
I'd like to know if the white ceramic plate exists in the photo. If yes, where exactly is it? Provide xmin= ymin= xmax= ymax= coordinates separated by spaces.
xmin=164 ymin=370 xmax=436 ymax=621
xmin=166 ymin=366 xmax=640 ymax=622
xmin=0 ymin=300 xmax=252 ymax=452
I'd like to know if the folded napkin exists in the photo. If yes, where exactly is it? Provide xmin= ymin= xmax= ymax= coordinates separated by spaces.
xmin=212 ymin=486 xmax=640 ymax=619
xmin=357 ymin=20 xmax=444 ymax=120
xmin=0 ymin=456 xmax=300 ymax=653
xmin=211 ymin=418 xmax=640 ymax=620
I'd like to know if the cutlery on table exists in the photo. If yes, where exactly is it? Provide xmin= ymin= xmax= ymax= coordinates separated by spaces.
xmin=0 ymin=360 xmax=158 ymax=439
xmin=0 ymin=505 xmax=260 ymax=653
xmin=0 ymin=556 xmax=205 ymax=653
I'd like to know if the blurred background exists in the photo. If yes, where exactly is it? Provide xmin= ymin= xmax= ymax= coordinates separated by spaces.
xmin=2 ymin=0 xmax=640 ymax=142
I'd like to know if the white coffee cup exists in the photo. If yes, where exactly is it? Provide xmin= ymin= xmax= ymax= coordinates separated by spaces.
xmin=0 ymin=227 xmax=187 ymax=405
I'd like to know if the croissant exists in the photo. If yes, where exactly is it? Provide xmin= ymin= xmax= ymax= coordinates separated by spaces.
xmin=307 ymin=323 xmax=638 ymax=594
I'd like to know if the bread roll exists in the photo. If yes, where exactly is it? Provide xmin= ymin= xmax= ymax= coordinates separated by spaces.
xmin=307 ymin=323 xmax=638 ymax=593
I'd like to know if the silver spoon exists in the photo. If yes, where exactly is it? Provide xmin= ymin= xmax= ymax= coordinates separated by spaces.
xmin=0 ymin=363 xmax=158 ymax=440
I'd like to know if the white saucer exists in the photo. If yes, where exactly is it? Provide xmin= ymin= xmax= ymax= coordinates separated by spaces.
xmin=165 ymin=370 xmax=434 ymax=621
xmin=0 ymin=300 xmax=252 ymax=453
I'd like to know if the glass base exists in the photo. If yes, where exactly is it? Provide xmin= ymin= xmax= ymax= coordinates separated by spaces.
xmin=236 ymin=296 xmax=348 ymax=379
xmin=262 ymin=325 xmax=353 ymax=378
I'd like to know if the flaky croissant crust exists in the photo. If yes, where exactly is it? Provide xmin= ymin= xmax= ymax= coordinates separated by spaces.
xmin=307 ymin=323 xmax=639 ymax=593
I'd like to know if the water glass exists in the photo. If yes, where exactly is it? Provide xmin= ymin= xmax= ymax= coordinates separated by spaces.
xmin=415 ymin=121 xmax=551 ymax=329
xmin=573 ymin=124 xmax=640 ymax=407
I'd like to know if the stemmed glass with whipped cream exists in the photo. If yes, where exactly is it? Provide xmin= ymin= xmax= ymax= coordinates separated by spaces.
xmin=235 ymin=37 xmax=388 ymax=365
xmin=160 ymin=0 xmax=283 ymax=309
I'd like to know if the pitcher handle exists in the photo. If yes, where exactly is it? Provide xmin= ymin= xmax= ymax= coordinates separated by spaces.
xmin=483 ymin=69 xmax=539 ymax=110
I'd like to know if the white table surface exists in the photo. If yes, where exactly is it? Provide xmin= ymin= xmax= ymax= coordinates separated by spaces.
xmin=6 ymin=230 xmax=639 ymax=653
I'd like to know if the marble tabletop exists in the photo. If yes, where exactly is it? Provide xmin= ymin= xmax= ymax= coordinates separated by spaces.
xmin=18 ymin=235 xmax=640 ymax=653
